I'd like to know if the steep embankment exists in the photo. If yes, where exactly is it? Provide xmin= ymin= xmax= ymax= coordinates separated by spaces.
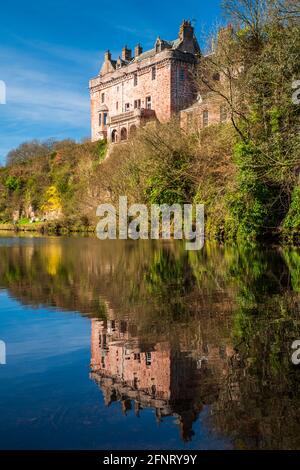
xmin=0 ymin=139 xmax=107 ymax=234
xmin=0 ymin=118 xmax=298 ymax=242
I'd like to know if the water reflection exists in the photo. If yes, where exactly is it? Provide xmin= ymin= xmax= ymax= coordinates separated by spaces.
xmin=90 ymin=317 xmax=234 ymax=442
xmin=0 ymin=235 xmax=300 ymax=449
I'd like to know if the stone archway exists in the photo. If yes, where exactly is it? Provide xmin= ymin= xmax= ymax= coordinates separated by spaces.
xmin=120 ymin=127 xmax=128 ymax=141
xmin=129 ymin=124 xmax=137 ymax=137
xmin=111 ymin=129 xmax=118 ymax=143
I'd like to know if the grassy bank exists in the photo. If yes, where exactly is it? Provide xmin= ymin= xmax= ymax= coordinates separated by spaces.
xmin=0 ymin=222 xmax=95 ymax=234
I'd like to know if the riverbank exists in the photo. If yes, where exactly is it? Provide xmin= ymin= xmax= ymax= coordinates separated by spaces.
xmin=1 ymin=222 xmax=299 ymax=247
xmin=0 ymin=222 xmax=95 ymax=234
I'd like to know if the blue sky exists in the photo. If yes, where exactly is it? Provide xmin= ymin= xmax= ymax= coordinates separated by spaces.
xmin=0 ymin=0 xmax=222 ymax=164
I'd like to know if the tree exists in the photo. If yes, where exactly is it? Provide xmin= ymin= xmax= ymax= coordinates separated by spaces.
xmin=195 ymin=0 xmax=300 ymax=239
xmin=6 ymin=140 xmax=52 ymax=166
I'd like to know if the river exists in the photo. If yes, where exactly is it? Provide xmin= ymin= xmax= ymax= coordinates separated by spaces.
xmin=0 ymin=234 xmax=300 ymax=449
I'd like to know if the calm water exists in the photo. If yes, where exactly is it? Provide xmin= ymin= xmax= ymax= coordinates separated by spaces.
xmin=0 ymin=235 xmax=300 ymax=450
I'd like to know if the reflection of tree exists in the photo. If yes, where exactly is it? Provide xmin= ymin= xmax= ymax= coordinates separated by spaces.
xmin=283 ymin=249 xmax=300 ymax=293
xmin=143 ymin=248 xmax=196 ymax=326
xmin=209 ymin=244 xmax=300 ymax=450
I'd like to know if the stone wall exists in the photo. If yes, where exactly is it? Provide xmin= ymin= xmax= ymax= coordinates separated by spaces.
xmin=180 ymin=93 xmax=230 ymax=131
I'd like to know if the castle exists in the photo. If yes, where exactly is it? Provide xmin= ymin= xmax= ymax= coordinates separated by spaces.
xmin=89 ymin=21 xmax=229 ymax=143
xmin=90 ymin=317 xmax=234 ymax=442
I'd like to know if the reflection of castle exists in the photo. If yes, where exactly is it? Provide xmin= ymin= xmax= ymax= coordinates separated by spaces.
xmin=90 ymin=318 xmax=234 ymax=442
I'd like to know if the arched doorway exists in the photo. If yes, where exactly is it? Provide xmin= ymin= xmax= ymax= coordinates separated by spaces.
xmin=120 ymin=127 xmax=128 ymax=141
xmin=129 ymin=125 xmax=137 ymax=137
xmin=111 ymin=129 xmax=118 ymax=143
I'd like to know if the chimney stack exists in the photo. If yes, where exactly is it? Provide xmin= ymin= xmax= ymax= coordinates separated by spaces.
xmin=122 ymin=45 xmax=132 ymax=62
xmin=134 ymin=43 xmax=143 ymax=58
xmin=179 ymin=20 xmax=194 ymax=41
xmin=104 ymin=50 xmax=111 ymax=61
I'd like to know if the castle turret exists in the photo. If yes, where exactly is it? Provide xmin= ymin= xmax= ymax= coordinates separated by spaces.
xmin=134 ymin=44 xmax=143 ymax=58
xmin=122 ymin=45 xmax=132 ymax=62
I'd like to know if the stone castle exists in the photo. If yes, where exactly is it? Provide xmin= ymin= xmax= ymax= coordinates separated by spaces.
xmin=90 ymin=21 xmax=229 ymax=143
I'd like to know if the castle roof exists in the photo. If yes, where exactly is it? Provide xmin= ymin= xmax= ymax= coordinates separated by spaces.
xmin=94 ymin=21 xmax=200 ymax=79
xmin=131 ymin=38 xmax=182 ymax=63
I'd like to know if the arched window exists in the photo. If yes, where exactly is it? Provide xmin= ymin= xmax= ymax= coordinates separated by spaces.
xmin=130 ymin=125 xmax=137 ymax=136
xmin=121 ymin=127 xmax=128 ymax=141
xmin=111 ymin=129 xmax=118 ymax=143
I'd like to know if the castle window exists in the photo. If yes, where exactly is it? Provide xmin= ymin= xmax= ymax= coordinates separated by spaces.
xmin=111 ymin=129 xmax=118 ymax=143
xmin=152 ymin=66 xmax=156 ymax=80
xmin=179 ymin=67 xmax=185 ymax=81
xmin=121 ymin=127 xmax=128 ymax=141
xmin=116 ymin=101 xmax=119 ymax=111
xmin=125 ymin=103 xmax=130 ymax=112
xmin=134 ymin=99 xmax=141 ymax=109
xmin=103 ymin=112 xmax=108 ymax=125
xmin=203 ymin=110 xmax=209 ymax=127
xmin=130 ymin=125 xmax=137 ymax=136
xmin=101 ymin=92 xmax=105 ymax=103
xmin=187 ymin=112 xmax=194 ymax=128
xmin=134 ymin=73 xmax=138 ymax=86
xmin=220 ymin=105 xmax=227 ymax=123
xmin=99 ymin=113 xmax=102 ymax=126
xmin=146 ymin=352 xmax=152 ymax=367
xmin=146 ymin=96 xmax=152 ymax=110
